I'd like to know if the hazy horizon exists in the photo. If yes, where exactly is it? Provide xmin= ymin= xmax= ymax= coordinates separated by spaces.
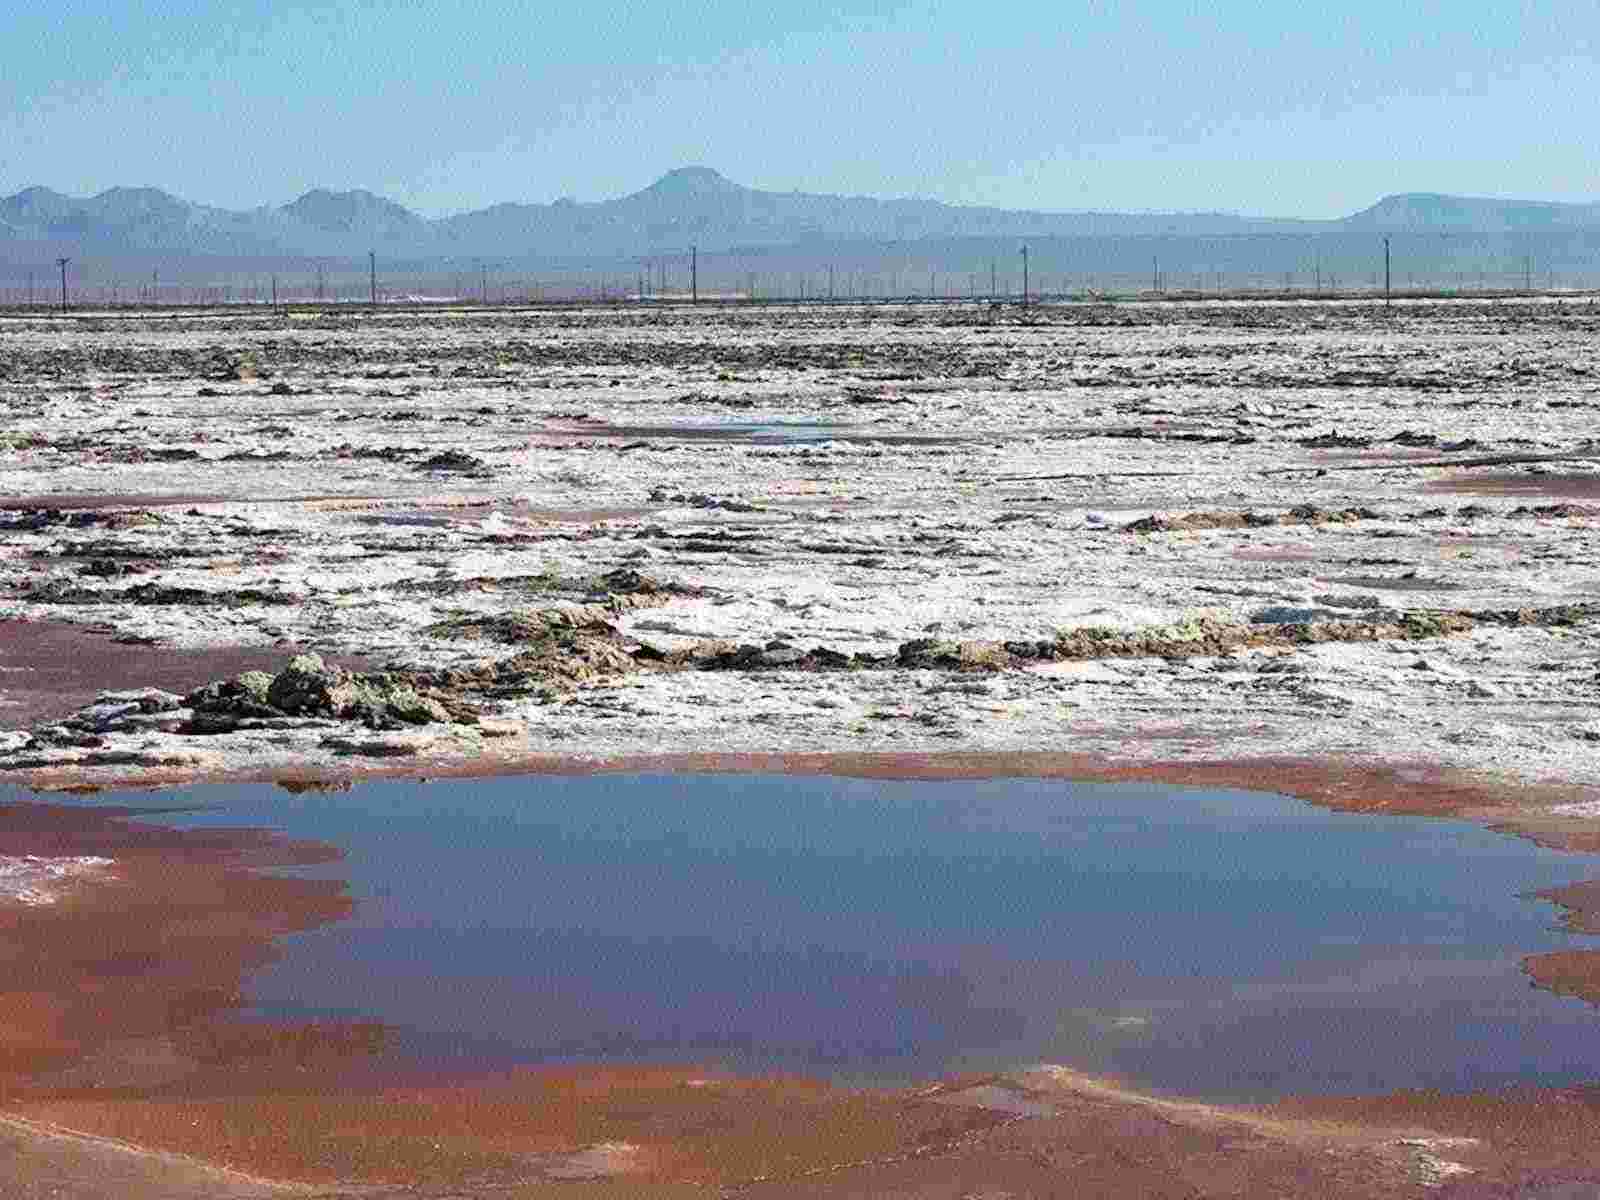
xmin=4 ymin=3 xmax=1596 ymax=220
xmin=4 ymin=167 xmax=1598 ymax=225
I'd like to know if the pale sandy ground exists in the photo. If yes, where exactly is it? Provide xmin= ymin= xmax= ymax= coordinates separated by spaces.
xmin=2 ymin=297 xmax=1600 ymax=1195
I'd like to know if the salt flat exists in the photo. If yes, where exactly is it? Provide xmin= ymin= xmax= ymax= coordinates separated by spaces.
xmin=0 ymin=297 xmax=1596 ymax=816
xmin=5 ymin=294 xmax=1600 ymax=1196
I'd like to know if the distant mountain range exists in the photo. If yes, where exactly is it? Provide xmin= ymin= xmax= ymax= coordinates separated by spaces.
xmin=3 ymin=168 xmax=1598 ymax=263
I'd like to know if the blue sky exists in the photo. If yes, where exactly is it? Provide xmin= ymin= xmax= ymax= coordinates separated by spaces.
xmin=1 ymin=1 xmax=1595 ymax=217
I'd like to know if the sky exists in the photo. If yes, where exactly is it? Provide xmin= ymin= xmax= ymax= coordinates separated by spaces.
xmin=1 ymin=1 xmax=1595 ymax=218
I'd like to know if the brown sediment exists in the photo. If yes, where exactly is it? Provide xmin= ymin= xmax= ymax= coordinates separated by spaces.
xmin=0 ymin=619 xmax=375 ymax=727
xmin=297 ymin=749 xmax=1591 ymax=820
xmin=0 ymin=800 xmax=355 ymax=1085
xmin=9 ymin=1056 xmax=1503 ymax=1198
xmin=8 ymin=1068 xmax=1016 ymax=1189
xmin=1521 ymin=952 xmax=1600 ymax=1007
xmin=1423 ymin=471 xmax=1600 ymax=500
xmin=1517 ymin=880 xmax=1600 ymax=1008
xmin=13 ymin=748 xmax=1595 ymax=829
xmin=1272 ymin=1085 xmax=1600 ymax=1194
xmin=18 ymin=1064 xmax=1596 ymax=1200
xmin=1527 ymin=879 xmax=1600 ymax=935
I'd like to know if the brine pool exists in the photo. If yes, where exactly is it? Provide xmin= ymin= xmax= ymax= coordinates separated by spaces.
xmin=26 ymin=772 xmax=1600 ymax=1101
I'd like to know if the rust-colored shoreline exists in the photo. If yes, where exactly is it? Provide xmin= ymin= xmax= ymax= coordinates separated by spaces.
xmin=16 ymin=744 xmax=1593 ymax=832
xmin=6 ymin=757 xmax=1600 ymax=1195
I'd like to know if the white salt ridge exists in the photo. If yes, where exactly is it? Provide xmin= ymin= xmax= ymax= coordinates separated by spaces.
xmin=1550 ymin=801 xmax=1600 ymax=818
xmin=2 ymin=301 xmax=1599 ymax=799
xmin=0 ymin=855 xmax=115 ymax=906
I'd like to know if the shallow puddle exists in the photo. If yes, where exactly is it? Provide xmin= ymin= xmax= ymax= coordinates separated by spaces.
xmin=13 ymin=774 xmax=1600 ymax=1102
xmin=549 ymin=420 xmax=973 ymax=446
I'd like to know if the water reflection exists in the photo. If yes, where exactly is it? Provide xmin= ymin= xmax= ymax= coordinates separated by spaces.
xmin=18 ymin=773 xmax=1600 ymax=1100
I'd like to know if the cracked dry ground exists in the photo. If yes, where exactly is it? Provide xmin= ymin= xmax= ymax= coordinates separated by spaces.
xmin=1 ymin=297 xmax=1600 ymax=1196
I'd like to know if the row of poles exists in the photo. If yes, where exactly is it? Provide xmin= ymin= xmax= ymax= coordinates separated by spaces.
xmin=35 ymin=251 xmax=382 ymax=312
xmin=25 ymin=238 xmax=1565 ymax=312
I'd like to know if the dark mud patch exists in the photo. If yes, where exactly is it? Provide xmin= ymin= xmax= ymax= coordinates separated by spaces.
xmin=1324 ymin=573 xmax=1466 ymax=593
xmin=21 ymin=581 xmax=304 ymax=608
xmin=0 ymin=494 xmax=227 ymax=512
xmin=0 ymin=620 xmax=374 ymax=728
xmin=1123 ymin=504 xmax=1385 ymax=534
xmin=1423 ymin=472 xmax=1600 ymax=501
xmin=656 ymin=605 xmax=1584 ymax=675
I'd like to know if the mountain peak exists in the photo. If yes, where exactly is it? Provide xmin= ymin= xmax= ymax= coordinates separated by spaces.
xmin=1342 ymin=191 xmax=1600 ymax=232
xmin=289 ymin=186 xmax=395 ymax=207
xmin=647 ymin=166 xmax=740 ymax=195
xmin=88 ymin=186 xmax=189 ymax=220
xmin=281 ymin=188 xmax=424 ymax=235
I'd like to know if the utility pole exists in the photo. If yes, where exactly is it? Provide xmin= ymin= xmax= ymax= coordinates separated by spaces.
xmin=271 ymin=275 xmax=278 ymax=307
xmin=369 ymin=250 xmax=377 ymax=306
xmin=1525 ymin=254 xmax=1533 ymax=292
xmin=990 ymin=260 xmax=997 ymax=299
xmin=828 ymin=264 xmax=835 ymax=300
xmin=26 ymin=269 xmax=33 ymax=306
xmin=1153 ymin=256 xmax=1159 ymax=292
xmin=1021 ymin=245 xmax=1029 ymax=309
xmin=691 ymin=245 xmax=698 ymax=303
xmin=56 ymin=257 xmax=70 ymax=312
xmin=1384 ymin=236 xmax=1391 ymax=307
